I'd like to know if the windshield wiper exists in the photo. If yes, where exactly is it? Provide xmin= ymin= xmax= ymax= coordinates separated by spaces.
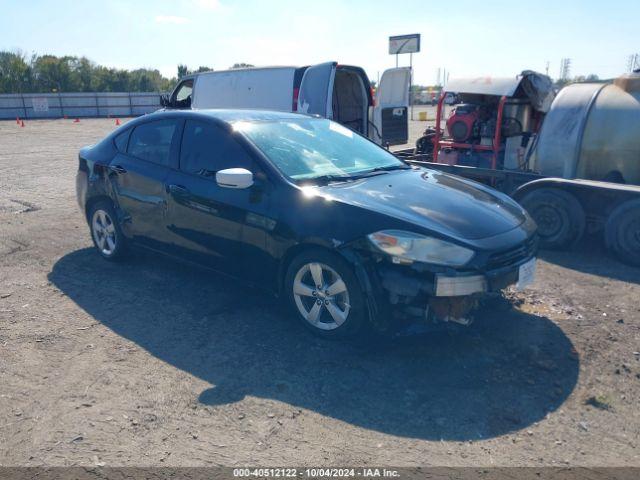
xmin=304 ymin=174 xmax=359 ymax=185
xmin=304 ymin=164 xmax=412 ymax=185
xmin=369 ymin=164 xmax=412 ymax=172
xmin=338 ymin=164 xmax=413 ymax=181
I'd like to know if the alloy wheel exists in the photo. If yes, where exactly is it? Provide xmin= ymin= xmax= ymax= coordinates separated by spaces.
xmin=91 ymin=209 xmax=117 ymax=256
xmin=292 ymin=262 xmax=350 ymax=331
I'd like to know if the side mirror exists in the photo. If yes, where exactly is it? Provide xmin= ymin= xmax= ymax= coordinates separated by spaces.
xmin=160 ymin=93 xmax=170 ymax=108
xmin=216 ymin=168 xmax=254 ymax=189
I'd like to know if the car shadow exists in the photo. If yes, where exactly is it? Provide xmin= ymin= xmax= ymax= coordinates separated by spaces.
xmin=539 ymin=234 xmax=640 ymax=284
xmin=48 ymin=248 xmax=579 ymax=441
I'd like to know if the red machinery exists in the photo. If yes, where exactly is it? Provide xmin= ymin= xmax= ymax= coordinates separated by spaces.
xmin=435 ymin=94 xmax=510 ymax=170
xmin=446 ymin=104 xmax=480 ymax=142
xmin=423 ymin=72 xmax=554 ymax=172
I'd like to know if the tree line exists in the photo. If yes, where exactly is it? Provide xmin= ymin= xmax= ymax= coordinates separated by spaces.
xmin=0 ymin=51 xmax=255 ymax=94
xmin=3 ymin=50 xmax=603 ymax=95
xmin=0 ymin=51 xmax=176 ymax=94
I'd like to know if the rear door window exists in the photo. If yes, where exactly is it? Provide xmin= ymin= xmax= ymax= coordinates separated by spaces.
xmin=114 ymin=130 xmax=130 ymax=152
xmin=179 ymin=120 xmax=253 ymax=176
xmin=127 ymin=119 xmax=179 ymax=166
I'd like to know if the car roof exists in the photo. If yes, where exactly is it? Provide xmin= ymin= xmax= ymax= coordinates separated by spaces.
xmin=107 ymin=109 xmax=320 ymax=142
xmin=149 ymin=108 xmax=311 ymax=124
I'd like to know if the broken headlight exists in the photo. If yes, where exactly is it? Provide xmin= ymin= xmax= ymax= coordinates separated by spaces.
xmin=367 ymin=230 xmax=474 ymax=267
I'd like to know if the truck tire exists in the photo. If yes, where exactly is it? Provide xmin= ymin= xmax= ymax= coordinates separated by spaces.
xmin=605 ymin=199 xmax=640 ymax=267
xmin=520 ymin=188 xmax=585 ymax=249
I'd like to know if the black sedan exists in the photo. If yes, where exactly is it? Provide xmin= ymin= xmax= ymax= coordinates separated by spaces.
xmin=76 ymin=109 xmax=537 ymax=338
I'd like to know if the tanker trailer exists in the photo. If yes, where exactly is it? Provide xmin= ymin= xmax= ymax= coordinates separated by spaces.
xmin=513 ymin=71 xmax=640 ymax=265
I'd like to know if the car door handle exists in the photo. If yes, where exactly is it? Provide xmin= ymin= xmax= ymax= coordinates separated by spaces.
xmin=168 ymin=184 xmax=190 ymax=195
xmin=109 ymin=165 xmax=127 ymax=174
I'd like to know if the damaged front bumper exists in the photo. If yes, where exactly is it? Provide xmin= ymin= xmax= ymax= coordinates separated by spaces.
xmin=378 ymin=255 xmax=530 ymax=299
xmin=340 ymin=230 xmax=538 ymax=330
xmin=371 ymin=248 xmax=536 ymax=326
xmin=434 ymin=261 xmax=524 ymax=297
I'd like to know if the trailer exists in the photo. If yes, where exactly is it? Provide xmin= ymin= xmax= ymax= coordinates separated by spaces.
xmin=401 ymin=71 xmax=640 ymax=267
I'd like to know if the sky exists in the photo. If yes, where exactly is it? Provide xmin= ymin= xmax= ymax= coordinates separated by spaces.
xmin=1 ymin=0 xmax=638 ymax=85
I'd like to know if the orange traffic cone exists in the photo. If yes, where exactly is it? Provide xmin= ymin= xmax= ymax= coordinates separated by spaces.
xmin=73 ymin=118 xmax=80 ymax=123
xmin=115 ymin=118 xmax=121 ymax=126
xmin=16 ymin=116 xmax=20 ymax=124
xmin=20 ymin=120 xmax=25 ymax=127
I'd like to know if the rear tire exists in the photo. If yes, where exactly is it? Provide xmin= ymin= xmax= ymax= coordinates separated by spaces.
xmin=88 ymin=201 xmax=128 ymax=261
xmin=602 ymin=171 xmax=625 ymax=184
xmin=520 ymin=188 xmax=585 ymax=249
xmin=605 ymin=199 xmax=640 ymax=267
xmin=284 ymin=249 xmax=369 ymax=339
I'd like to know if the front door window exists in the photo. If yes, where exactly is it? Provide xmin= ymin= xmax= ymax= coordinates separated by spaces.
xmin=172 ymin=80 xmax=193 ymax=108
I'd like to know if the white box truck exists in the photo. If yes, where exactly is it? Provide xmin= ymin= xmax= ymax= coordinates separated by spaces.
xmin=161 ymin=62 xmax=411 ymax=146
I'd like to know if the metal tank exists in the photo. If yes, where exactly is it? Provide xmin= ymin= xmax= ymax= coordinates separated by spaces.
xmin=534 ymin=72 xmax=640 ymax=184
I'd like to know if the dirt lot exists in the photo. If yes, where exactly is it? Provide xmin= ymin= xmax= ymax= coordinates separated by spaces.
xmin=1 ymin=118 xmax=639 ymax=467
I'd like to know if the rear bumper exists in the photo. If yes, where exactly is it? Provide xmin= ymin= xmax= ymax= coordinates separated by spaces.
xmin=76 ymin=170 xmax=88 ymax=214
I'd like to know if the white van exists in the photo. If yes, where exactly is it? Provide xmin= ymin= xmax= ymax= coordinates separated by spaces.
xmin=162 ymin=62 xmax=411 ymax=146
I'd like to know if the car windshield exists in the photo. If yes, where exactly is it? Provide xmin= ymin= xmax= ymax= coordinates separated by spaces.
xmin=234 ymin=118 xmax=407 ymax=182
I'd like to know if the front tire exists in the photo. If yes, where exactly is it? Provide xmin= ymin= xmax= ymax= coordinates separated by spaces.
xmin=88 ymin=201 xmax=127 ymax=261
xmin=284 ymin=249 xmax=368 ymax=338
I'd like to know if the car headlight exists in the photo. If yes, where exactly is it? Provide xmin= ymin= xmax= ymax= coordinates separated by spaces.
xmin=367 ymin=230 xmax=475 ymax=267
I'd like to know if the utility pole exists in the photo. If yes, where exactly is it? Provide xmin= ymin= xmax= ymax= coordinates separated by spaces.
xmin=545 ymin=61 xmax=550 ymax=76
xmin=409 ymin=52 xmax=413 ymax=121
xmin=559 ymin=58 xmax=572 ymax=81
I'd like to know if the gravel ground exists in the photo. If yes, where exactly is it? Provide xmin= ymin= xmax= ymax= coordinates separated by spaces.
xmin=0 ymin=118 xmax=639 ymax=467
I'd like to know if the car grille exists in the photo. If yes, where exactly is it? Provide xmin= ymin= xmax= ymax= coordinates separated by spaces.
xmin=486 ymin=235 xmax=537 ymax=271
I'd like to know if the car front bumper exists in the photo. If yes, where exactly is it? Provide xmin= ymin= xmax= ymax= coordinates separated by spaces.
xmin=358 ymin=233 xmax=537 ymax=325
xmin=362 ymin=254 xmax=534 ymax=328
xmin=375 ymin=253 xmax=532 ymax=301
xmin=339 ymin=229 xmax=538 ymax=329
xmin=433 ymin=256 xmax=531 ymax=296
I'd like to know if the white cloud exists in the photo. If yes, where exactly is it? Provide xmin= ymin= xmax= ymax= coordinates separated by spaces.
xmin=155 ymin=15 xmax=190 ymax=25
xmin=194 ymin=0 xmax=222 ymax=10
xmin=159 ymin=64 xmax=178 ymax=79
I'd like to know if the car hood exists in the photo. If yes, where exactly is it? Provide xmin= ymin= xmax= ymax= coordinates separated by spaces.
xmin=317 ymin=168 xmax=527 ymax=241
